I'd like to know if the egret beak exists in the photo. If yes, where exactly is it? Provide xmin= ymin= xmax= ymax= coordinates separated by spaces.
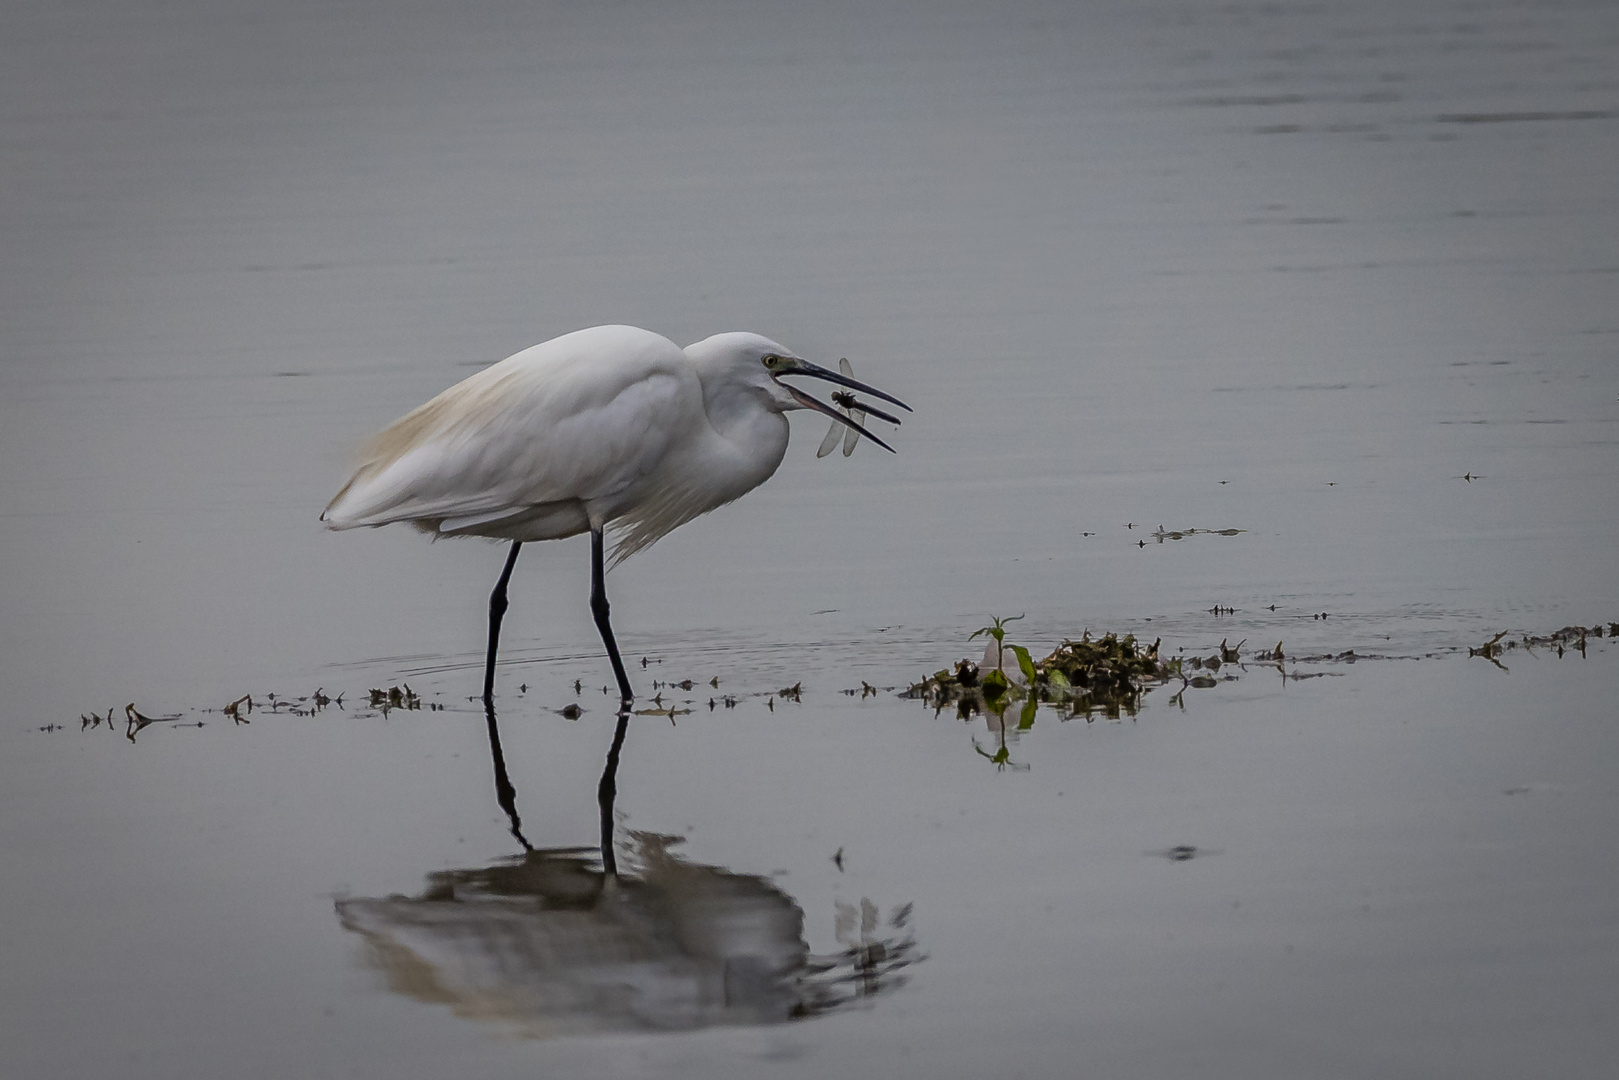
xmin=772 ymin=358 xmax=912 ymax=413
xmin=785 ymin=385 xmax=899 ymax=453
xmin=840 ymin=399 xmax=906 ymax=427
xmin=771 ymin=357 xmax=910 ymax=453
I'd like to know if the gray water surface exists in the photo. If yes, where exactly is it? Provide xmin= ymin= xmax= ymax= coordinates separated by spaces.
xmin=3 ymin=1 xmax=1617 ymax=1077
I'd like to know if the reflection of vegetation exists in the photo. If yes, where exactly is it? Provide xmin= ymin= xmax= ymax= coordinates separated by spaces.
xmin=971 ymin=694 xmax=1036 ymax=771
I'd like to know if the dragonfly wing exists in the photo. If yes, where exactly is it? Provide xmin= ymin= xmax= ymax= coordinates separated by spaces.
xmin=843 ymin=407 xmax=865 ymax=456
xmin=817 ymin=418 xmax=843 ymax=457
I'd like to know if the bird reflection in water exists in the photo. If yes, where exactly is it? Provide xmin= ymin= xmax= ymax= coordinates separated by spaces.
xmin=335 ymin=705 xmax=919 ymax=1036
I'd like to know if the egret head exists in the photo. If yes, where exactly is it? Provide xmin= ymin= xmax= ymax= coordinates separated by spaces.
xmin=686 ymin=332 xmax=911 ymax=453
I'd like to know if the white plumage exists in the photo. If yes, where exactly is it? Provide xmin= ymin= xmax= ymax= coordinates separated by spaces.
xmin=323 ymin=324 xmax=908 ymax=704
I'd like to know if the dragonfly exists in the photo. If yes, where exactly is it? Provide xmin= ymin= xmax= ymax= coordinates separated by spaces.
xmin=817 ymin=358 xmax=905 ymax=458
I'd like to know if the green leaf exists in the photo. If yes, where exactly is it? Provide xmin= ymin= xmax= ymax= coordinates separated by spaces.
xmin=1018 ymin=695 xmax=1038 ymax=731
xmin=971 ymin=614 xmax=1024 ymax=647
xmin=1009 ymin=644 xmax=1037 ymax=686
xmin=982 ymin=668 xmax=1010 ymax=696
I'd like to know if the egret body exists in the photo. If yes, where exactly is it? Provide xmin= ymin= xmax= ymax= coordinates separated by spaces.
xmin=323 ymin=325 xmax=907 ymax=704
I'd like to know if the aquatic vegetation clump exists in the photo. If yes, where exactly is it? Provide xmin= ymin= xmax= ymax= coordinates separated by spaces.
xmin=1039 ymin=632 xmax=1172 ymax=701
xmin=906 ymin=627 xmax=1176 ymax=720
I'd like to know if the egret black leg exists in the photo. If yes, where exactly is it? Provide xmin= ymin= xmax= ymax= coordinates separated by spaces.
xmin=590 ymin=526 xmax=634 ymax=704
xmin=483 ymin=541 xmax=523 ymax=704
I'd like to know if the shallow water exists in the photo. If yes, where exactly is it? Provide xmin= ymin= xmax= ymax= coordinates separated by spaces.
xmin=3 ymin=1 xmax=1618 ymax=1077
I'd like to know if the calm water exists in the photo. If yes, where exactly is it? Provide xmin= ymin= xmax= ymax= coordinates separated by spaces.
xmin=3 ymin=1 xmax=1617 ymax=1077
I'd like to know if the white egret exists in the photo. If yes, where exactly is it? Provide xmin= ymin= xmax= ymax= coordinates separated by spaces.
xmin=322 ymin=324 xmax=909 ymax=705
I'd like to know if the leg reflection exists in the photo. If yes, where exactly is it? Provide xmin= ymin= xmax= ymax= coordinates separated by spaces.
xmin=482 ymin=694 xmax=631 ymax=875
xmin=598 ymin=705 xmax=631 ymax=878
xmin=482 ymin=698 xmax=532 ymax=851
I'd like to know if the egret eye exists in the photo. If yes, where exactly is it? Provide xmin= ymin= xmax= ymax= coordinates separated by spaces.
xmin=762 ymin=355 xmax=779 ymax=368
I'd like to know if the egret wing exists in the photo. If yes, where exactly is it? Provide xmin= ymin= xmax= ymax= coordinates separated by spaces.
xmin=323 ymin=326 xmax=697 ymax=537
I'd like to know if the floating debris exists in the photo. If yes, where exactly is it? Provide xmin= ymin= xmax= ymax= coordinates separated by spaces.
xmin=634 ymin=704 xmax=691 ymax=720
xmin=1150 ymin=845 xmax=1223 ymax=861
xmin=1152 ymin=526 xmax=1246 ymax=542
xmin=1470 ymin=630 xmax=1510 ymax=668
xmin=841 ymin=681 xmax=887 ymax=698
xmin=1467 ymin=623 xmax=1611 ymax=667
xmin=124 ymin=702 xmax=185 ymax=742
xmin=369 ymin=685 xmax=421 ymax=714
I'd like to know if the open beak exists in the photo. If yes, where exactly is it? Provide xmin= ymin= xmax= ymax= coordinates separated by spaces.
xmin=772 ymin=358 xmax=911 ymax=453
